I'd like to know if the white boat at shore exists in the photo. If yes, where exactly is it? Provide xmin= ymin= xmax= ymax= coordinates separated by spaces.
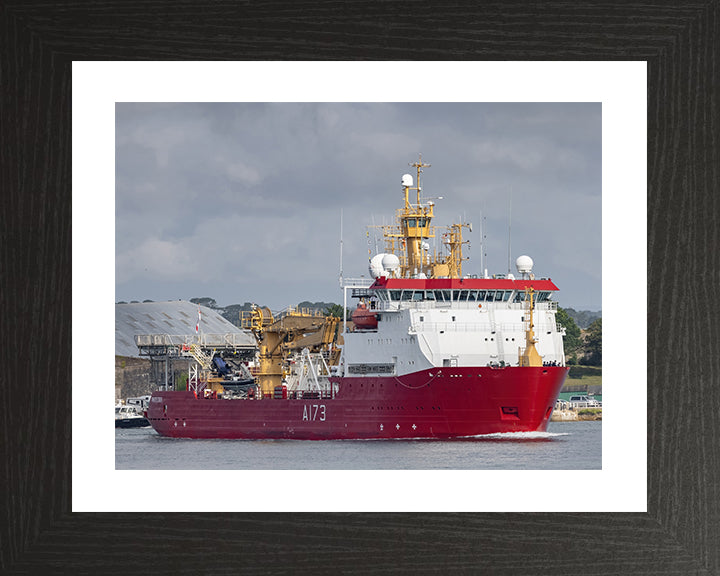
xmin=115 ymin=398 xmax=150 ymax=428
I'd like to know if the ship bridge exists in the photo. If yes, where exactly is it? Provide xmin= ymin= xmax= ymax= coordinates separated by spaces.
xmin=363 ymin=277 xmax=559 ymax=309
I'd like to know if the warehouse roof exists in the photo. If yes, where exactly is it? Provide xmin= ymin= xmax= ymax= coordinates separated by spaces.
xmin=115 ymin=300 xmax=254 ymax=358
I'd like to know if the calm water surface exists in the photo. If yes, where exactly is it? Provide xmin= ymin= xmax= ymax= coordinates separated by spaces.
xmin=116 ymin=420 xmax=601 ymax=470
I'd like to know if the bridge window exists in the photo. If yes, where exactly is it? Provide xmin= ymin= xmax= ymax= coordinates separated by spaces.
xmin=458 ymin=290 xmax=469 ymax=301
xmin=412 ymin=291 xmax=423 ymax=301
xmin=389 ymin=290 xmax=401 ymax=301
xmin=401 ymin=290 xmax=414 ymax=301
xmin=434 ymin=290 xmax=451 ymax=302
xmin=407 ymin=218 xmax=416 ymax=227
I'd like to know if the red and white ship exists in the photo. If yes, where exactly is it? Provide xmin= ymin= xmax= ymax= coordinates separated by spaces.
xmin=147 ymin=157 xmax=569 ymax=439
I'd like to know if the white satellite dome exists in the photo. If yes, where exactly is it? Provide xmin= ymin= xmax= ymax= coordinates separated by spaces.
xmin=381 ymin=253 xmax=400 ymax=272
xmin=515 ymin=255 xmax=534 ymax=276
xmin=401 ymin=174 xmax=414 ymax=187
xmin=369 ymin=254 xmax=387 ymax=278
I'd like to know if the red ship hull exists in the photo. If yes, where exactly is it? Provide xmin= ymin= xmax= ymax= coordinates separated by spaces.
xmin=147 ymin=366 xmax=568 ymax=439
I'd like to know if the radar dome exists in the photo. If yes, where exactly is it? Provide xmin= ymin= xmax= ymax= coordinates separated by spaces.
xmin=515 ymin=255 xmax=534 ymax=275
xmin=369 ymin=254 xmax=387 ymax=279
xmin=401 ymin=174 xmax=414 ymax=187
xmin=381 ymin=253 xmax=400 ymax=272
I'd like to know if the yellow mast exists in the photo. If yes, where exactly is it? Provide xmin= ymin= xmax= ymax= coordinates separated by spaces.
xmin=443 ymin=223 xmax=471 ymax=278
xmin=398 ymin=155 xmax=435 ymax=277
xmin=519 ymin=287 xmax=543 ymax=367
xmin=368 ymin=155 xmax=472 ymax=280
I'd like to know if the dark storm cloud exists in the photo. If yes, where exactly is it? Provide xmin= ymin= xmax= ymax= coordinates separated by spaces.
xmin=116 ymin=103 xmax=601 ymax=311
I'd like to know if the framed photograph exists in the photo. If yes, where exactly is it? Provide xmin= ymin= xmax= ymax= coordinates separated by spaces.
xmin=3 ymin=4 xmax=717 ymax=574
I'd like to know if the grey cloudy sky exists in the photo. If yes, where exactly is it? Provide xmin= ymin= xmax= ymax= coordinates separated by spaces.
xmin=116 ymin=102 xmax=601 ymax=311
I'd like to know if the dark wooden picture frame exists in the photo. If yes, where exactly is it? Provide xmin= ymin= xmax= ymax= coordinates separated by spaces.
xmin=2 ymin=3 xmax=718 ymax=574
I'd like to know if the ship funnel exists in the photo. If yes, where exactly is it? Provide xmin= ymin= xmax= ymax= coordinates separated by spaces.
xmin=401 ymin=174 xmax=413 ymax=187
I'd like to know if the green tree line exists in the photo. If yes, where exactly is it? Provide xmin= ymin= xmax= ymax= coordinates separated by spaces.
xmin=557 ymin=307 xmax=601 ymax=366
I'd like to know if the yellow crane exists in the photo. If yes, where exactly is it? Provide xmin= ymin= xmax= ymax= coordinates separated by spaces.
xmin=242 ymin=306 xmax=342 ymax=397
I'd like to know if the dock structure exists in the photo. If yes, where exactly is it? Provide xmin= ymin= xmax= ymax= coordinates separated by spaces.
xmin=134 ymin=332 xmax=256 ymax=359
xmin=116 ymin=300 xmax=257 ymax=391
xmin=134 ymin=332 xmax=256 ymax=391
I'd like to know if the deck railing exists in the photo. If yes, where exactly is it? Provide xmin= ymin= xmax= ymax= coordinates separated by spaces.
xmin=134 ymin=332 xmax=255 ymax=348
xmin=408 ymin=322 xmax=559 ymax=334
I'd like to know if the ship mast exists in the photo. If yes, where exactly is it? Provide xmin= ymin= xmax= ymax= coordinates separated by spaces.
xmin=368 ymin=155 xmax=474 ymax=280
xmin=443 ymin=222 xmax=471 ymax=278
xmin=398 ymin=154 xmax=435 ymax=278
xmin=519 ymin=287 xmax=543 ymax=367
xmin=410 ymin=155 xmax=430 ymax=207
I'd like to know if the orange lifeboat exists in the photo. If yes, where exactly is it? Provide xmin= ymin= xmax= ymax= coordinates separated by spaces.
xmin=351 ymin=302 xmax=378 ymax=330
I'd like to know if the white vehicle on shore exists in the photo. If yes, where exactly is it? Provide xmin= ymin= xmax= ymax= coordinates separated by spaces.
xmin=568 ymin=395 xmax=601 ymax=409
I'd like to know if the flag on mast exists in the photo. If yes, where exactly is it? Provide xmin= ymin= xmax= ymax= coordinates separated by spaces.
xmin=195 ymin=306 xmax=201 ymax=334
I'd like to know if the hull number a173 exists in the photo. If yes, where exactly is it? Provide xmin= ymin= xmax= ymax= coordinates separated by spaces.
xmin=303 ymin=404 xmax=326 ymax=421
